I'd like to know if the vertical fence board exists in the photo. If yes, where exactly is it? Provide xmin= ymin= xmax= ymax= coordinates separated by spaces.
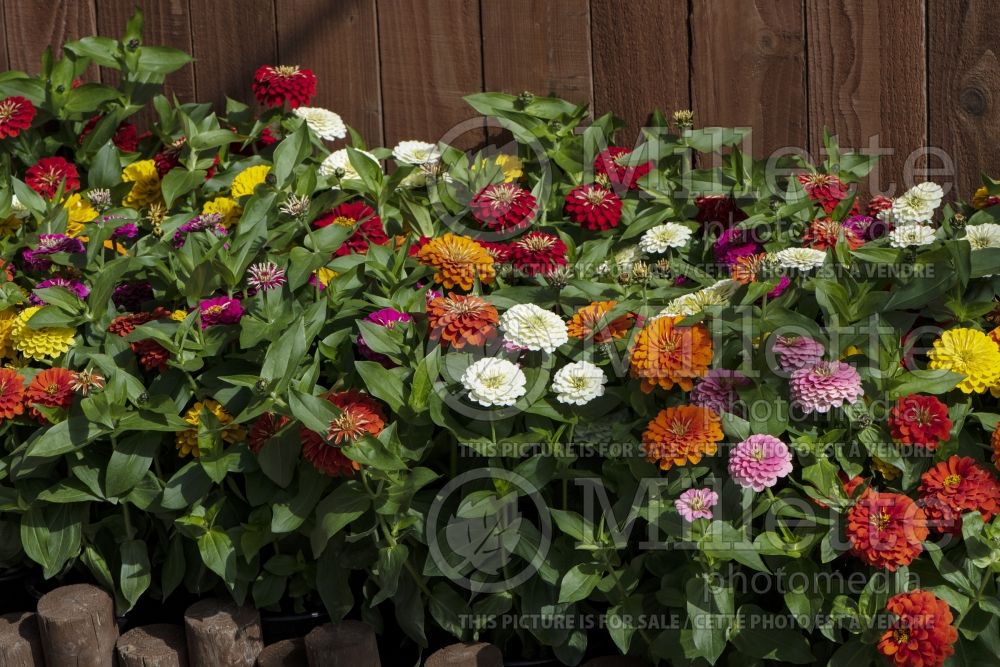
xmin=276 ymin=0 xmax=382 ymax=145
xmin=3 ymin=0 xmax=98 ymax=78
xmin=378 ymin=0 xmax=483 ymax=149
xmin=691 ymin=0 xmax=807 ymax=157
xmin=189 ymin=0 xmax=276 ymax=112
xmin=929 ymin=0 xmax=1000 ymax=200
xmin=0 ymin=1 xmax=9 ymax=72
xmin=806 ymin=0 xmax=926 ymax=197
xmin=592 ymin=0 xmax=689 ymax=146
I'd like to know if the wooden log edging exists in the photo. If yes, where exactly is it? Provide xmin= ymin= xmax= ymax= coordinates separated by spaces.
xmin=256 ymin=638 xmax=307 ymax=667
xmin=0 ymin=612 xmax=44 ymax=667
xmin=425 ymin=642 xmax=504 ymax=666
xmin=117 ymin=623 xmax=188 ymax=667
xmin=184 ymin=598 xmax=263 ymax=667
xmin=304 ymin=621 xmax=380 ymax=667
xmin=36 ymin=584 xmax=118 ymax=667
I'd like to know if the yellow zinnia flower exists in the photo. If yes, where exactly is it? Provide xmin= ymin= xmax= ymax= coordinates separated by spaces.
xmin=0 ymin=309 xmax=17 ymax=358
xmin=472 ymin=154 xmax=522 ymax=183
xmin=927 ymin=327 xmax=1000 ymax=393
xmin=122 ymin=160 xmax=162 ymax=208
xmin=231 ymin=165 xmax=271 ymax=198
xmin=313 ymin=267 xmax=338 ymax=288
xmin=63 ymin=193 xmax=98 ymax=237
xmin=0 ymin=215 xmax=22 ymax=237
xmin=202 ymin=196 xmax=242 ymax=228
xmin=175 ymin=399 xmax=246 ymax=457
xmin=170 ymin=310 xmax=188 ymax=322
xmin=9 ymin=306 xmax=76 ymax=361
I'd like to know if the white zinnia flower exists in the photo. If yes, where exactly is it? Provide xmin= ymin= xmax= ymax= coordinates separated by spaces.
xmin=499 ymin=304 xmax=568 ymax=353
xmin=963 ymin=222 xmax=1000 ymax=249
xmin=551 ymin=361 xmax=607 ymax=406
xmin=293 ymin=107 xmax=347 ymax=141
xmin=596 ymin=245 xmax=642 ymax=274
xmin=656 ymin=279 xmax=741 ymax=318
xmin=461 ymin=358 xmax=526 ymax=407
xmin=773 ymin=247 xmax=828 ymax=271
xmin=891 ymin=182 xmax=944 ymax=224
xmin=639 ymin=223 xmax=693 ymax=254
xmin=318 ymin=148 xmax=379 ymax=183
xmin=392 ymin=140 xmax=441 ymax=166
xmin=889 ymin=224 xmax=936 ymax=248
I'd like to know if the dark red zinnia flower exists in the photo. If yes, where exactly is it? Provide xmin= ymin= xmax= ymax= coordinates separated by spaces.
xmin=479 ymin=241 xmax=512 ymax=264
xmin=0 ymin=96 xmax=36 ymax=139
xmin=594 ymin=146 xmax=652 ymax=191
xmin=25 ymin=157 xmax=81 ymax=198
xmin=313 ymin=201 xmax=388 ymax=256
xmin=508 ymin=231 xmax=568 ymax=277
xmin=131 ymin=339 xmax=170 ymax=373
xmin=867 ymin=195 xmax=893 ymax=218
xmin=470 ymin=183 xmax=537 ymax=233
xmin=25 ymin=368 xmax=75 ymax=421
xmin=564 ymin=183 xmax=622 ymax=231
xmin=78 ymin=116 xmax=148 ymax=152
xmin=300 ymin=390 xmax=385 ymax=477
xmin=252 ymin=65 xmax=316 ymax=108
xmin=248 ymin=412 xmax=291 ymax=454
xmin=695 ymin=194 xmax=748 ymax=228
xmin=919 ymin=456 xmax=1000 ymax=534
xmin=797 ymin=173 xmax=858 ymax=214
xmin=888 ymin=395 xmax=952 ymax=450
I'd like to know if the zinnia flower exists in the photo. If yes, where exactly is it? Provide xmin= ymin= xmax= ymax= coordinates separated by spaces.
xmin=843 ymin=214 xmax=889 ymax=241
xmin=470 ymin=183 xmax=537 ymax=233
xmin=427 ymin=293 xmax=498 ymax=349
xmin=675 ymin=488 xmax=718 ymax=522
xmin=773 ymin=247 xmax=827 ymax=271
xmin=789 ymin=361 xmax=864 ymax=414
xmin=247 ymin=261 xmax=286 ymax=291
xmin=120 ymin=159 xmax=161 ymax=208
xmin=639 ymin=223 xmax=693 ymax=254
xmin=993 ymin=423 xmax=1000 ymax=471
xmin=202 ymin=196 xmax=242 ymax=228
xmin=643 ymin=405 xmax=723 ymax=470
xmin=30 ymin=278 xmax=90 ymax=306
xmin=878 ymin=590 xmax=957 ymax=667
xmin=889 ymin=224 xmax=936 ymax=248
xmin=690 ymin=369 xmax=749 ymax=415
xmin=551 ymin=361 xmax=607 ymax=405
xmin=460 ymin=358 xmax=527 ymax=407
xmin=564 ymin=184 xmax=622 ymax=231
xmin=630 ymin=316 xmax=712 ymax=393
xmin=508 ymin=231 xmax=567 ymax=276
xmin=10 ymin=307 xmax=76 ymax=360
xmin=972 ymin=186 xmax=1000 ymax=210
xmin=25 ymin=367 xmax=74 ymax=421
xmin=293 ymin=106 xmax=347 ymax=140
xmin=714 ymin=226 xmax=762 ymax=266
xmin=112 ymin=282 xmax=153 ymax=310
xmin=728 ymin=434 xmax=794 ymax=491
xmin=867 ymin=195 xmax=893 ymax=217
xmin=0 ymin=96 xmax=35 ymax=138
xmin=248 ymin=412 xmax=290 ymax=454
xmin=695 ymin=194 xmax=747 ymax=228
xmin=499 ymin=304 xmax=568 ymax=353
xmin=927 ymin=327 xmax=1000 ymax=393
xmin=318 ymin=148 xmax=379 ymax=183
xmin=26 ymin=157 xmax=80 ymax=198
xmin=918 ymin=455 xmax=1000 ymax=534
xmin=301 ymin=390 xmax=384 ymax=476
xmin=231 ymin=165 xmax=272 ymax=198
xmin=891 ymin=182 xmax=943 ymax=224
xmin=313 ymin=201 xmax=388 ymax=256
xmin=803 ymin=217 xmax=863 ymax=250
xmin=175 ymin=399 xmax=245 ymax=457
xmin=772 ymin=334 xmax=825 ymax=372
xmin=0 ymin=368 xmax=26 ymax=420
xmin=656 ymin=280 xmax=741 ymax=318
xmin=416 ymin=234 xmax=496 ymax=291
xmin=392 ymin=140 xmax=441 ymax=165
xmin=566 ymin=300 xmax=634 ymax=344
xmin=846 ymin=489 xmax=928 ymax=570
xmin=888 ymin=395 xmax=952 ymax=449
xmin=62 ymin=193 xmax=98 ymax=236
xmin=796 ymin=173 xmax=856 ymax=214
xmin=252 ymin=65 xmax=317 ymax=108
xmin=198 ymin=296 xmax=244 ymax=329
xmin=963 ymin=222 xmax=1000 ymax=249
xmin=594 ymin=146 xmax=652 ymax=190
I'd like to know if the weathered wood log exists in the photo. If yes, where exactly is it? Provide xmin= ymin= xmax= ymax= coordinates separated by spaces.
xmin=425 ymin=642 xmax=503 ymax=666
xmin=304 ymin=621 xmax=380 ymax=667
xmin=183 ymin=598 xmax=263 ymax=667
xmin=256 ymin=638 xmax=306 ymax=667
xmin=0 ymin=612 xmax=44 ymax=667
xmin=116 ymin=624 xmax=188 ymax=667
xmin=582 ymin=658 xmax=649 ymax=667
xmin=36 ymin=584 xmax=118 ymax=667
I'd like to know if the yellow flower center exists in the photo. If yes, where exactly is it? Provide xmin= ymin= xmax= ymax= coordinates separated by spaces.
xmin=332 ymin=216 xmax=356 ymax=227
xmin=943 ymin=474 xmax=962 ymax=487
xmin=873 ymin=510 xmax=892 ymax=531
xmin=893 ymin=628 xmax=909 ymax=644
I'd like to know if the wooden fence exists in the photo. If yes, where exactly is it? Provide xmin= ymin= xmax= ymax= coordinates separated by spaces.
xmin=0 ymin=0 xmax=997 ymax=198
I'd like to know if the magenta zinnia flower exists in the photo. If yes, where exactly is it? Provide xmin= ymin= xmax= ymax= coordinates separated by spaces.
xmin=772 ymin=334 xmax=825 ymax=372
xmin=675 ymin=488 xmax=718 ymax=522
xmin=713 ymin=227 xmax=762 ymax=266
xmin=729 ymin=435 xmax=794 ymax=492
xmin=199 ymin=296 xmax=244 ymax=329
xmin=112 ymin=282 xmax=153 ymax=310
xmin=790 ymin=361 xmax=864 ymax=414
xmin=356 ymin=307 xmax=411 ymax=367
xmin=690 ymin=369 xmax=749 ymax=415
xmin=113 ymin=222 xmax=139 ymax=239
xmin=30 ymin=277 xmax=90 ymax=305
xmin=35 ymin=234 xmax=86 ymax=255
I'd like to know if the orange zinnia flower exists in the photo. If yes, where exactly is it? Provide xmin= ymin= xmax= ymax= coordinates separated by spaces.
xmin=878 ymin=590 xmax=957 ymax=667
xmin=427 ymin=293 xmax=498 ymax=349
xmin=300 ymin=390 xmax=385 ymax=477
xmin=918 ymin=455 xmax=1000 ymax=534
xmin=730 ymin=253 xmax=768 ymax=285
xmin=992 ymin=423 xmax=1000 ymax=471
xmin=642 ymin=405 xmax=723 ymax=470
xmin=803 ymin=217 xmax=863 ymax=251
xmin=25 ymin=367 xmax=75 ymax=421
xmin=0 ymin=368 xmax=26 ymax=420
xmin=629 ymin=316 xmax=712 ymax=393
xmin=416 ymin=233 xmax=495 ymax=291
xmin=846 ymin=489 xmax=928 ymax=571
xmin=566 ymin=300 xmax=635 ymax=344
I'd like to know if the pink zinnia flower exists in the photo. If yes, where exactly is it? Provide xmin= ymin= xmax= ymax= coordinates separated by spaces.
xmin=199 ymin=296 xmax=244 ymax=329
xmin=729 ymin=435 xmax=794 ymax=492
xmin=772 ymin=334 xmax=825 ymax=372
xmin=247 ymin=261 xmax=286 ymax=291
xmin=790 ymin=361 xmax=864 ymax=414
xmin=690 ymin=369 xmax=749 ymax=415
xmin=675 ymin=488 xmax=718 ymax=522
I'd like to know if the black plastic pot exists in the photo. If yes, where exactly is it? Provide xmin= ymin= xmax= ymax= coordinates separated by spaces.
xmin=260 ymin=609 xmax=329 ymax=644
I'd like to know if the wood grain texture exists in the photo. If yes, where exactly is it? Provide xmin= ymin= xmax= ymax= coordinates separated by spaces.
xmin=276 ymin=0 xmax=381 ymax=145
xmin=0 ymin=2 xmax=9 ymax=72
xmin=691 ymin=0 xmax=807 ymax=157
xmin=592 ymin=0 xmax=689 ymax=145
xmin=377 ymin=0 xmax=483 ymax=149
xmin=189 ymin=0 xmax=277 ymax=111
xmin=3 ymin=0 xmax=98 ymax=77
xmin=806 ymin=0 xmax=926 ymax=197
xmin=929 ymin=0 xmax=1000 ymax=200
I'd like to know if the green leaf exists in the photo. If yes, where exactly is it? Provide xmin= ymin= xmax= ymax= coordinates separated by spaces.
xmin=161 ymin=169 xmax=207 ymax=208
xmin=310 ymin=480 xmax=370 ymax=556
xmin=20 ymin=504 xmax=85 ymax=579
xmin=161 ymin=462 xmax=213 ymax=511
xmin=106 ymin=434 xmax=159 ymax=498
xmin=256 ymin=426 xmax=300 ymax=487
xmin=887 ymin=369 xmax=964 ymax=398
xmin=136 ymin=46 xmax=193 ymax=74
xmin=120 ymin=539 xmax=151 ymax=612
xmin=24 ymin=416 xmax=109 ymax=459
xmin=271 ymin=466 xmax=328 ymax=534
xmin=372 ymin=543 xmax=408 ymax=605
xmin=355 ymin=361 xmax=407 ymax=412
xmin=558 ymin=563 xmax=602 ymax=603
xmin=731 ymin=605 xmax=813 ymax=663
xmin=197 ymin=528 xmax=236 ymax=585
xmin=686 ymin=576 xmax=732 ymax=664
xmin=90 ymin=142 xmax=122 ymax=188
xmin=272 ymin=123 xmax=310 ymax=187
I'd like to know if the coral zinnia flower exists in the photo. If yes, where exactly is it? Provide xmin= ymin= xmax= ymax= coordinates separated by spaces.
xmin=470 ymin=183 xmax=537 ymax=233
xmin=796 ymin=173 xmax=857 ymax=214
xmin=427 ymin=293 xmax=498 ymax=349
xmin=10 ymin=307 xmax=76 ymax=361
xmin=564 ymin=183 xmax=622 ymax=231
xmin=25 ymin=367 xmax=74 ymax=421
xmin=927 ymin=327 xmax=1000 ymax=393
xmin=594 ymin=146 xmax=652 ymax=191
xmin=878 ymin=590 xmax=957 ymax=667
xmin=0 ymin=368 xmax=26 ymax=420
xmin=252 ymin=65 xmax=317 ymax=108
xmin=175 ymin=399 xmax=246 ymax=457
xmin=508 ymin=231 xmax=567 ymax=277
xmin=643 ymin=405 xmax=723 ymax=470
xmin=416 ymin=234 xmax=496 ymax=291
xmin=301 ymin=390 xmax=385 ymax=476
xmin=629 ymin=316 xmax=712 ymax=393
xmin=313 ymin=201 xmax=388 ymax=256
xmin=26 ymin=157 xmax=80 ymax=198
xmin=888 ymin=395 xmax=952 ymax=450
xmin=846 ymin=489 xmax=928 ymax=571
xmin=248 ymin=412 xmax=290 ymax=454
xmin=121 ymin=159 xmax=162 ymax=208
xmin=802 ymin=217 xmax=863 ymax=250
xmin=918 ymin=455 xmax=1000 ymax=533
xmin=0 ymin=96 xmax=36 ymax=139
xmin=566 ymin=300 xmax=634 ymax=344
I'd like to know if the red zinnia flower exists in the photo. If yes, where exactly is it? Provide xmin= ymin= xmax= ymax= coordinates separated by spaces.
xmin=594 ymin=146 xmax=652 ymax=191
xmin=300 ymin=390 xmax=385 ymax=477
xmin=695 ymin=194 xmax=747 ymax=228
xmin=803 ymin=217 xmax=863 ymax=250
xmin=26 ymin=367 xmax=75 ymax=421
xmin=78 ymin=117 xmax=148 ymax=152
xmin=252 ymin=65 xmax=316 ymax=108
xmin=313 ymin=201 xmax=388 ymax=256
xmin=479 ymin=241 xmax=512 ymax=264
xmin=131 ymin=339 xmax=170 ymax=373
xmin=508 ymin=231 xmax=567 ymax=277
xmin=248 ymin=412 xmax=291 ymax=454
xmin=918 ymin=455 xmax=1000 ymax=534
xmin=108 ymin=308 xmax=172 ymax=337
xmin=796 ymin=173 xmax=858 ymax=214
xmin=846 ymin=489 xmax=928 ymax=571
xmin=888 ymin=395 xmax=952 ymax=450
xmin=867 ymin=195 xmax=893 ymax=217
xmin=878 ymin=590 xmax=957 ymax=667
xmin=0 ymin=368 xmax=26 ymax=420
xmin=0 ymin=96 xmax=36 ymax=139
xmin=470 ymin=183 xmax=537 ymax=233
xmin=564 ymin=183 xmax=622 ymax=231
xmin=25 ymin=157 xmax=81 ymax=198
